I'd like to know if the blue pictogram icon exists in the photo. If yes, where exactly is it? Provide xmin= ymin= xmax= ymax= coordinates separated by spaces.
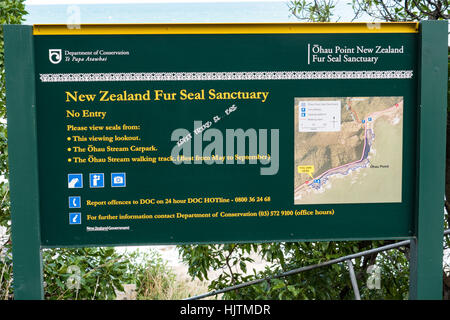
xmin=111 ymin=173 xmax=126 ymax=187
xmin=68 ymin=174 xmax=83 ymax=188
xmin=69 ymin=212 xmax=81 ymax=225
xmin=69 ymin=196 xmax=81 ymax=208
xmin=301 ymin=107 xmax=306 ymax=112
xmin=301 ymin=113 xmax=306 ymax=117
xmin=90 ymin=173 xmax=104 ymax=188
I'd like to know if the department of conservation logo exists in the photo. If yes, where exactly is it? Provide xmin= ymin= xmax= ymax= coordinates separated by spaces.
xmin=48 ymin=49 xmax=62 ymax=64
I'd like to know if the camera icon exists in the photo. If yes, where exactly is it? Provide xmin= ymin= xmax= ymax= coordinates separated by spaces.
xmin=111 ymin=173 xmax=126 ymax=187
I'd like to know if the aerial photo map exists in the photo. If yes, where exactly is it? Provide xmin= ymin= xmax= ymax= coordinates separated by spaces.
xmin=294 ymin=96 xmax=403 ymax=204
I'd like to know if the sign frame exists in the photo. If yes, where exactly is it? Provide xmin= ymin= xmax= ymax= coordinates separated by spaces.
xmin=3 ymin=21 xmax=447 ymax=300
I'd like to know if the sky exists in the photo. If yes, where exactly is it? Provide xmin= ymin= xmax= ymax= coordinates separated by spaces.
xmin=24 ymin=0 xmax=362 ymax=23
xmin=25 ymin=0 xmax=291 ymax=4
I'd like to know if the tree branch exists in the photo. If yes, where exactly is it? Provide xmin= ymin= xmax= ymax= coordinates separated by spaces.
xmin=225 ymin=244 xmax=237 ymax=286
xmin=405 ymin=0 xmax=423 ymax=20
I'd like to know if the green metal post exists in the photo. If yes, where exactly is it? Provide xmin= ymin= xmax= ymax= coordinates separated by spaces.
xmin=4 ymin=25 xmax=44 ymax=299
xmin=410 ymin=20 xmax=447 ymax=300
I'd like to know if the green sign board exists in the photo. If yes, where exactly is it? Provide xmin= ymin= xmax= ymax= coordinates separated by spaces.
xmin=4 ymin=22 xmax=447 ymax=299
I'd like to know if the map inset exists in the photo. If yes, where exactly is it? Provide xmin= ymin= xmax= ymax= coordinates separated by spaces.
xmin=294 ymin=97 xmax=403 ymax=204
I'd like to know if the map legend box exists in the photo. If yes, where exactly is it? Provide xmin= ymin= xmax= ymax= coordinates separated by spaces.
xmin=298 ymin=100 xmax=341 ymax=132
